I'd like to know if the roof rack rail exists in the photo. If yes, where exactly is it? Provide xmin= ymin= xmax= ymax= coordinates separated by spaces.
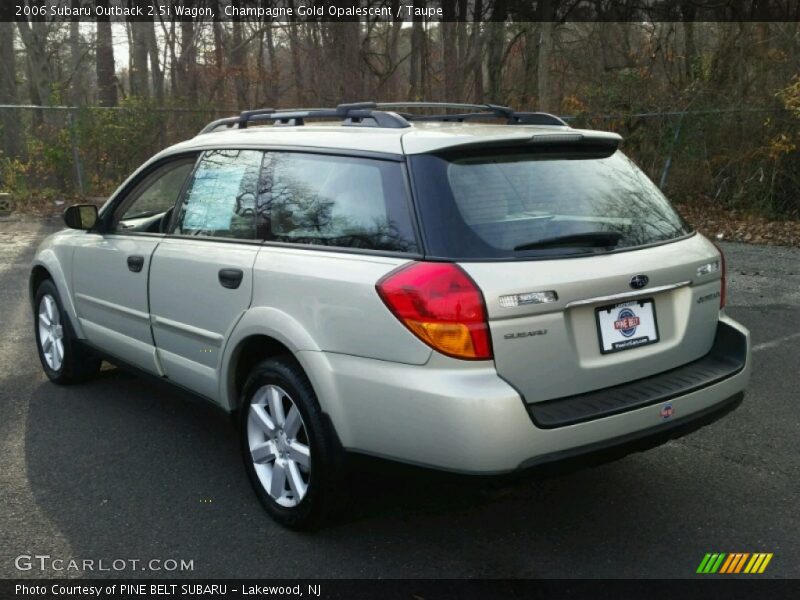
xmin=197 ymin=102 xmax=410 ymax=135
xmin=376 ymin=102 xmax=568 ymax=126
xmin=197 ymin=101 xmax=569 ymax=135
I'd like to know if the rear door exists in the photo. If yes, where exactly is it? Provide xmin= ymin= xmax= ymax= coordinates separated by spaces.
xmin=409 ymin=148 xmax=724 ymax=404
xmin=148 ymin=149 xmax=264 ymax=400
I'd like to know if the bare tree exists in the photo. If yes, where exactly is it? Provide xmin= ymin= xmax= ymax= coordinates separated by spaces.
xmin=0 ymin=21 xmax=20 ymax=157
xmin=231 ymin=19 xmax=248 ymax=107
xmin=537 ymin=0 xmax=556 ymax=112
xmin=486 ymin=0 xmax=508 ymax=103
xmin=177 ymin=17 xmax=198 ymax=103
xmin=16 ymin=20 xmax=54 ymax=108
xmin=96 ymin=2 xmax=117 ymax=107
xmin=409 ymin=0 xmax=427 ymax=99
xmin=68 ymin=10 xmax=87 ymax=106
xmin=129 ymin=22 xmax=150 ymax=97
xmin=146 ymin=21 xmax=164 ymax=104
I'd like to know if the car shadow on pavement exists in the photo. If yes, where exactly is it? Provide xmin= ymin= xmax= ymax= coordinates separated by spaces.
xmin=22 ymin=365 xmax=680 ymax=577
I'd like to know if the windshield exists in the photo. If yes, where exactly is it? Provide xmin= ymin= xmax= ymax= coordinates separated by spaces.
xmin=409 ymin=150 xmax=691 ymax=260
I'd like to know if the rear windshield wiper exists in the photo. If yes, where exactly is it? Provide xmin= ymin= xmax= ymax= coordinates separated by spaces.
xmin=513 ymin=231 xmax=623 ymax=252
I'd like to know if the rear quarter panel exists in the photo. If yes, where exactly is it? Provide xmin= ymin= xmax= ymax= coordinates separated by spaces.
xmin=249 ymin=246 xmax=430 ymax=363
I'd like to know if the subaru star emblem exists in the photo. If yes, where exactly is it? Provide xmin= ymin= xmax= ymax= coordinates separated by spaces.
xmin=630 ymin=274 xmax=649 ymax=289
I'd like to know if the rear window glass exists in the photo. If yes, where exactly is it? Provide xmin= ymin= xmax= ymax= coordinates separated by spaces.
xmin=410 ymin=150 xmax=691 ymax=260
xmin=259 ymin=152 xmax=418 ymax=253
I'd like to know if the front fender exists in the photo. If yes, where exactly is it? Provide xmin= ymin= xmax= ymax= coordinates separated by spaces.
xmin=30 ymin=242 xmax=84 ymax=339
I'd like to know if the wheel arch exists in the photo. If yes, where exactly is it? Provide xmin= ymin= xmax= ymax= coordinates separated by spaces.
xmin=220 ymin=306 xmax=321 ymax=413
xmin=30 ymin=253 xmax=84 ymax=338
xmin=29 ymin=264 xmax=52 ymax=306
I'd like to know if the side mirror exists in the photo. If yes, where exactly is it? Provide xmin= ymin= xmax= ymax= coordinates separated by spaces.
xmin=64 ymin=204 xmax=98 ymax=230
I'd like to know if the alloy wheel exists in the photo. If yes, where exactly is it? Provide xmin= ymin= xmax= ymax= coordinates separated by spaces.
xmin=38 ymin=294 xmax=64 ymax=372
xmin=247 ymin=384 xmax=311 ymax=507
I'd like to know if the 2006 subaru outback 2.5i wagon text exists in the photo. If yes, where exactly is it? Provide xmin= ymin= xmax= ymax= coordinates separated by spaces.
xmin=30 ymin=102 xmax=750 ymax=528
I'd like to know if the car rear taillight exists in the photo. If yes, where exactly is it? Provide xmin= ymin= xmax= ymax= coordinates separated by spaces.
xmin=713 ymin=242 xmax=727 ymax=309
xmin=376 ymin=262 xmax=493 ymax=360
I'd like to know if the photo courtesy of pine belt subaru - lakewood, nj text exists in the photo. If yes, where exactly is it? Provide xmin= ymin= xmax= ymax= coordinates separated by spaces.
xmin=30 ymin=102 xmax=750 ymax=529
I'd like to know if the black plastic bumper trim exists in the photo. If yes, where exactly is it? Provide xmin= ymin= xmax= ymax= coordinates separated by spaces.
xmin=527 ymin=321 xmax=747 ymax=429
xmin=519 ymin=391 xmax=744 ymax=472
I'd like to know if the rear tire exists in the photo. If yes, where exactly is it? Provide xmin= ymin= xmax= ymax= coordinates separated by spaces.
xmin=240 ymin=355 xmax=344 ymax=530
xmin=34 ymin=279 xmax=101 ymax=384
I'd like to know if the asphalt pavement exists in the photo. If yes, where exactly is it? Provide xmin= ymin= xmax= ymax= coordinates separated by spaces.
xmin=1 ymin=217 xmax=798 ymax=579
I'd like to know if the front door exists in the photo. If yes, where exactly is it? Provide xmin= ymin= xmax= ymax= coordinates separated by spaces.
xmin=71 ymin=158 xmax=196 ymax=373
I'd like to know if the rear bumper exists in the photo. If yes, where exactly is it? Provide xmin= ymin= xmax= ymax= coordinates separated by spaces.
xmin=519 ymin=391 xmax=743 ymax=472
xmin=527 ymin=320 xmax=747 ymax=428
xmin=300 ymin=314 xmax=750 ymax=474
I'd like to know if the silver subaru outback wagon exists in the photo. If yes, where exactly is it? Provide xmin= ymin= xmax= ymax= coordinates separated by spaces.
xmin=30 ymin=102 xmax=750 ymax=528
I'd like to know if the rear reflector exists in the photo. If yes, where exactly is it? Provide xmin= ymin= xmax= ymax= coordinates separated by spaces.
xmin=376 ymin=262 xmax=493 ymax=360
xmin=712 ymin=243 xmax=727 ymax=309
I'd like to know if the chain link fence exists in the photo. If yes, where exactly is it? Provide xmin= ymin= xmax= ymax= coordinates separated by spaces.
xmin=568 ymin=107 xmax=799 ymax=217
xmin=0 ymin=104 xmax=798 ymax=217
xmin=0 ymin=103 xmax=230 ymax=204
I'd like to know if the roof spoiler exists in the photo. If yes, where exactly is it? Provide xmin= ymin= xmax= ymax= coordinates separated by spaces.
xmin=431 ymin=131 xmax=623 ymax=157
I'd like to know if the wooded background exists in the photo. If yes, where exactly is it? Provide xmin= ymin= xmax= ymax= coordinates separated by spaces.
xmin=1 ymin=4 xmax=799 ymax=218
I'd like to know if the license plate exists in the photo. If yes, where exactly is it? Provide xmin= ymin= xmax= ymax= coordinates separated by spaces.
xmin=595 ymin=298 xmax=659 ymax=354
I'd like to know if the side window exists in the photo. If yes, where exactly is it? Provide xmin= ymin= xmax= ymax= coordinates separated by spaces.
xmin=114 ymin=159 xmax=195 ymax=232
xmin=173 ymin=149 xmax=263 ymax=240
xmin=258 ymin=152 xmax=418 ymax=252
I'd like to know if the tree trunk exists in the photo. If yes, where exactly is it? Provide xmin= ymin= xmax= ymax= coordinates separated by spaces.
xmin=681 ymin=3 xmax=697 ymax=82
xmin=68 ymin=14 xmax=86 ymax=106
xmin=231 ymin=19 xmax=248 ymax=108
xmin=179 ymin=20 xmax=198 ymax=103
xmin=441 ymin=3 xmax=458 ymax=100
xmin=520 ymin=25 xmax=538 ymax=106
xmin=486 ymin=0 xmax=507 ymax=103
xmin=96 ymin=5 xmax=117 ymax=107
xmin=409 ymin=1 xmax=425 ymax=99
xmin=265 ymin=24 xmax=278 ymax=107
xmin=146 ymin=21 xmax=164 ymax=105
xmin=0 ymin=21 xmax=20 ymax=157
xmin=16 ymin=20 xmax=53 ymax=107
xmin=288 ymin=20 xmax=305 ymax=104
xmin=129 ymin=22 xmax=150 ymax=97
xmin=470 ymin=0 xmax=484 ymax=102
xmin=386 ymin=0 xmax=403 ymax=98
xmin=537 ymin=0 xmax=555 ymax=112
xmin=212 ymin=1 xmax=224 ymax=77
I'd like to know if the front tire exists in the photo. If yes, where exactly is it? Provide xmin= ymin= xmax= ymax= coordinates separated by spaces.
xmin=240 ymin=356 xmax=343 ymax=530
xmin=34 ymin=279 xmax=101 ymax=384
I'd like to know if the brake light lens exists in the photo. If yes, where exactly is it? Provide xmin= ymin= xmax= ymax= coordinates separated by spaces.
xmin=376 ymin=262 xmax=493 ymax=360
xmin=712 ymin=242 xmax=727 ymax=309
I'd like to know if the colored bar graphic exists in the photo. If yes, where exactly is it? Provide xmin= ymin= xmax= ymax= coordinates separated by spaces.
xmin=703 ymin=553 xmax=773 ymax=575
xmin=725 ymin=554 xmax=738 ymax=573
xmin=719 ymin=554 xmax=735 ymax=574
xmin=758 ymin=553 xmax=773 ymax=573
xmin=712 ymin=553 xmax=727 ymax=573
xmin=697 ymin=554 xmax=713 ymax=574
xmin=744 ymin=554 xmax=758 ymax=573
xmin=734 ymin=553 xmax=750 ymax=573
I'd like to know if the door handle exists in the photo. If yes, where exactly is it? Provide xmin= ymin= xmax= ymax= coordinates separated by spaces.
xmin=127 ymin=255 xmax=145 ymax=273
xmin=218 ymin=268 xmax=244 ymax=289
